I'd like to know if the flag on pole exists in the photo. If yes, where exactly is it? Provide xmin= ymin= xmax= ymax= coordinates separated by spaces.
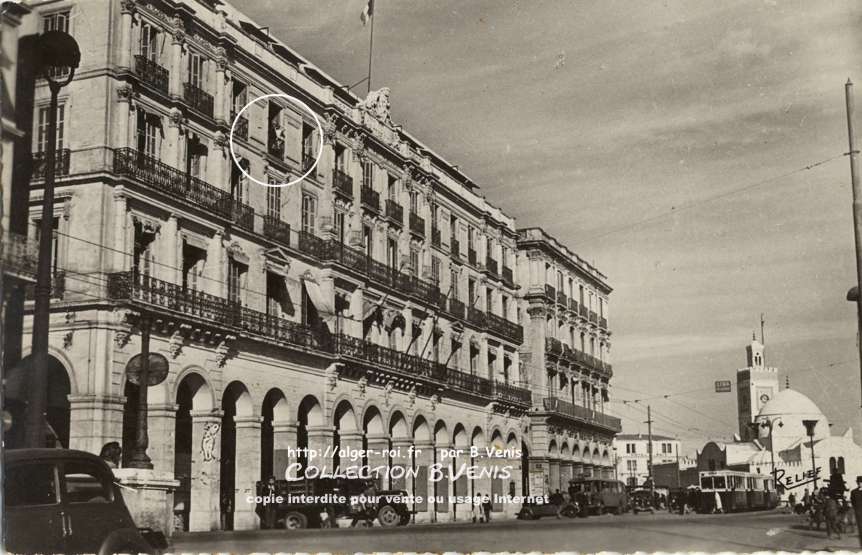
xmin=360 ymin=0 xmax=374 ymax=25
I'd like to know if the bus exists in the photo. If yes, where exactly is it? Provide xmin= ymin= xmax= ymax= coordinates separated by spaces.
xmin=568 ymin=478 xmax=629 ymax=515
xmin=697 ymin=470 xmax=780 ymax=513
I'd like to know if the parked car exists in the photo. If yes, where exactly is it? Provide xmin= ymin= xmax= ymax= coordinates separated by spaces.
xmin=517 ymin=497 xmax=580 ymax=520
xmin=4 ymin=448 xmax=168 ymax=554
xmin=568 ymin=478 xmax=630 ymax=515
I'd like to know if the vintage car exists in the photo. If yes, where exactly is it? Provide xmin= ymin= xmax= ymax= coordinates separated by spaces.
xmin=4 ymin=448 xmax=168 ymax=554
xmin=568 ymin=478 xmax=630 ymax=515
xmin=517 ymin=496 xmax=580 ymax=520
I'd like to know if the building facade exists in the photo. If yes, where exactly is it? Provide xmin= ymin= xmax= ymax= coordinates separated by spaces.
xmin=2 ymin=0 xmax=617 ymax=533
xmin=516 ymin=228 xmax=620 ymax=496
xmin=613 ymin=433 xmax=682 ymax=487
xmin=736 ymin=338 xmax=779 ymax=441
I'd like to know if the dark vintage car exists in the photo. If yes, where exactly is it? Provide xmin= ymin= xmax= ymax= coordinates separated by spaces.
xmin=4 ymin=448 xmax=168 ymax=555
xmin=255 ymin=477 xmax=411 ymax=529
xmin=517 ymin=497 xmax=579 ymax=520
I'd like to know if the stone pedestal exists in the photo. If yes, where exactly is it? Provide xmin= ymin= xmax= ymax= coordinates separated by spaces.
xmin=548 ymin=457 xmax=561 ymax=493
xmin=366 ymin=435 xmax=390 ymax=489
xmin=147 ymin=403 xmax=178 ymax=474
xmin=114 ymin=468 xmax=179 ymax=537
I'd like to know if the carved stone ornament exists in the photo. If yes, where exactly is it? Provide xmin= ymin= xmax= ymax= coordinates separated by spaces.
xmin=213 ymin=335 xmax=236 ymax=368
xmin=407 ymin=385 xmax=417 ymax=407
xmin=120 ymin=0 xmax=137 ymax=15
xmin=384 ymin=381 xmax=394 ymax=406
xmin=62 ymin=331 xmax=73 ymax=350
xmin=430 ymin=394 xmax=441 ymax=412
xmin=168 ymin=108 xmax=184 ymax=129
xmin=168 ymin=330 xmax=185 ymax=359
xmin=325 ymin=363 xmax=342 ymax=391
xmin=171 ymin=15 xmax=186 ymax=44
xmin=115 ymin=330 xmax=131 ymax=349
xmin=117 ymin=83 xmax=135 ymax=103
xmin=357 ymin=377 xmax=368 ymax=398
xmin=359 ymin=87 xmax=392 ymax=125
xmin=213 ymin=131 xmax=228 ymax=149
xmin=323 ymin=113 xmax=338 ymax=145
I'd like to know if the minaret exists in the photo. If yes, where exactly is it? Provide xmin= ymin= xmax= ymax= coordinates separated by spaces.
xmin=736 ymin=335 xmax=779 ymax=440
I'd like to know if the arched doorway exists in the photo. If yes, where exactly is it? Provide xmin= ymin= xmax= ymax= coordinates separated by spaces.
xmin=3 ymin=354 xmax=70 ymax=449
xmin=297 ymin=395 xmax=324 ymax=473
xmin=261 ymin=389 xmax=288 ymax=480
xmin=220 ymin=381 xmax=253 ymax=531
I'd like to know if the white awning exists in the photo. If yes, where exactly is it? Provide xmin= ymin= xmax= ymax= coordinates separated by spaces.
xmin=302 ymin=275 xmax=336 ymax=319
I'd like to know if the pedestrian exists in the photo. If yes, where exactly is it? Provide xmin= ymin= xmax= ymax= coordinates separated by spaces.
xmin=99 ymin=441 xmax=122 ymax=469
xmin=802 ymin=488 xmax=811 ymax=512
xmin=482 ymin=492 xmax=493 ymax=523
xmin=788 ymin=492 xmax=796 ymax=514
xmin=263 ymin=476 xmax=278 ymax=530
xmin=851 ymin=475 xmax=862 ymax=548
xmin=824 ymin=492 xmax=841 ymax=540
xmin=713 ymin=490 xmax=723 ymax=514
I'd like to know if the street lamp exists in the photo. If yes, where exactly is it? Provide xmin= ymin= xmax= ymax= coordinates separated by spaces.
xmin=753 ymin=417 xmax=783 ymax=487
xmin=24 ymin=31 xmax=80 ymax=448
xmin=802 ymin=419 xmax=819 ymax=491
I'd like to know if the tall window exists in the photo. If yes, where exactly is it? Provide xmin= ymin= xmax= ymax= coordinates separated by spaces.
xmin=467 ymin=227 xmax=474 ymax=252
xmin=362 ymin=225 xmax=373 ymax=258
xmin=387 ymin=239 xmax=398 ymax=268
xmin=188 ymin=52 xmax=206 ymax=89
xmin=232 ymin=81 xmax=247 ymax=117
xmin=334 ymin=144 xmax=346 ymax=173
xmin=409 ymin=190 xmax=419 ymax=213
xmin=579 ymin=284 xmax=585 ymax=304
xmin=388 ymin=174 xmax=398 ymax=201
xmin=334 ymin=211 xmax=345 ymax=243
xmin=468 ymin=278 xmax=476 ymax=306
xmin=409 ymin=248 xmax=419 ymax=275
xmin=136 ymin=111 xmax=160 ymax=158
xmin=139 ymin=23 xmax=160 ymax=62
xmin=450 ymin=216 xmax=458 ymax=246
xmin=485 ymin=289 xmax=493 ymax=313
xmin=266 ymin=272 xmax=288 ymax=317
xmin=182 ymin=243 xmax=206 ymax=292
xmin=501 ymin=295 xmax=509 ymax=319
xmin=501 ymin=247 xmax=508 ymax=269
xmin=227 ymin=260 xmax=247 ymax=305
xmin=600 ymin=298 xmax=605 ymax=318
xmin=132 ymin=222 xmax=156 ymax=278
xmin=36 ymin=103 xmax=66 ymax=153
xmin=301 ymin=193 xmax=316 ymax=234
xmin=362 ymin=160 xmax=373 ymax=190
xmin=35 ymin=217 xmax=61 ymax=273
xmin=186 ymin=137 xmax=207 ymax=179
xmin=431 ymin=256 xmax=441 ymax=283
xmin=301 ymin=123 xmax=315 ymax=165
xmin=231 ymin=158 xmax=248 ymax=204
xmin=626 ymin=443 xmax=636 ymax=454
xmin=450 ymin=269 xmax=459 ymax=300
xmin=267 ymin=185 xmax=281 ymax=221
xmin=43 ymin=11 xmax=70 ymax=32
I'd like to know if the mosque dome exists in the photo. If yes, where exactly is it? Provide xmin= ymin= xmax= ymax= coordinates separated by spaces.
xmin=755 ymin=388 xmax=830 ymax=442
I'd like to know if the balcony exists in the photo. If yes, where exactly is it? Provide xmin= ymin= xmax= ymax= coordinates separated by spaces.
xmin=32 ymin=149 xmax=70 ymax=180
xmin=409 ymin=212 xmax=425 ymax=237
xmin=545 ymin=336 xmax=563 ymax=356
xmin=332 ymin=169 xmax=353 ymax=199
xmin=589 ymin=310 xmax=598 ymax=324
xmin=485 ymin=258 xmax=498 ymax=277
xmin=569 ymin=298 xmax=579 ymax=313
xmin=557 ymin=291 xmax=568 ymax=307
xmin=451 ymin=239 xmax=461 ymax=260
xmin=113 ymin=148 xmax=254 ymax=227
xmin=447 ymin=298 xmax=466 ymax=320
xmin=467 ymin=249 xmax=477 ymax=266
xmin=263 ymin=216 xmax=291 ymax=247
xmin=24 ymin=271 xmax=66 ymax=300
xmin=134 ymin=55 xmax=169 ymax=94
xmin=544 ymin=284 xmax=556 ymax=300
xmin=231 ymin=112 xmax=249 ymax=141
xmin=334 ymin=334 xmax=446 ymax=383
xmin=486 ymin=312 xmax=524 ymax=344
xmin=431 ymin=228 xmax=441 ymax=248
xmin=502 ymin=266 xmax=514 ymax=286
xmin=445 ymin=369 xmax=493 ymax=398
xmin=543 ymin=397 xmax=622 ymax=433
xmin=599 ymin=316 xmax=608 ymax=329
xmin=385 ymin=200 xmax=403 ymax=226
xmin=361 ymin=187 xmax=380 ymax=212
xmin=107 ymin=271 xmax=327 ymax=351
xmin=494 ymin=380 xmax=532 ymax=406
xmin=467 ymin=306 xmax=487 ymax=328
xmin=579 ymin=304 xmax=588 ymax=318
xmin=183 ymin=82 xmax=214 ymax=118
xmin=2 ymin=232 xmax=38 ymax=280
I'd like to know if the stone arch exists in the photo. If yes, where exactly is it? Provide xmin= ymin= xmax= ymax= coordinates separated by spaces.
xmin=222 ymin=381 xmax=254 ymax=418
xmin=297 ymin=394 xmax=325 ymax=427
xmin=572 ymin=444 xmax=582 ymax=462
xmin=470 ymin=426 xmax=486 ymax=449
xmin=171 ymin=366 xmax=215 ymax=411
xmin=172 ymin=370 xmax=214 ymax=531
xmin=388 ymin=409 xmax=410 ymax=440
xmin=262 ymin=388 xmax=290 ymax=421
xmin=452 ymin=423 xmax=469 ymax=448
xmin=333 ymin=399 xmax=359 ymax=432
xmin=362 ymin=404 xmax=385 ymax=436
xmin=549 ymin=439 xmax=559 ymax=458
xmin=412 ymin=414 xmax=432 ymax=443
xmin=561 ymin=442 xmax=571 ymax=460
xmin=434 ymin=419 xmax=450 ymax=446
xmin=602 ymin=449 xmax=610 ymax=465
xmin=261 ymin=388 xmax=289 ymax=480
xmin=220 ymin=381 xmax=254 ymax=530
xmin=489 ymin=428 xmax=505 ymax=451
xmin=592 ymin=447 xmax=601 ymax=462
xmin=506 ymin=431 xmax=519 ymax=450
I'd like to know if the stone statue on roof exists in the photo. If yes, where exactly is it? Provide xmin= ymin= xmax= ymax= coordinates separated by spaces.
xmin=360 ymin=87 xmax=392 ymax=125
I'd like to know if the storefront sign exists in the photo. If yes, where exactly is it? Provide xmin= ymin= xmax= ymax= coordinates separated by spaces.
xmin=714 ymin=380 xmax=732 ymax=393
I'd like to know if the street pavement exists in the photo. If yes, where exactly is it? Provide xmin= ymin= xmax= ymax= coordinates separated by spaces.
xmin=169 ymin=509 xmax=861 ymax=553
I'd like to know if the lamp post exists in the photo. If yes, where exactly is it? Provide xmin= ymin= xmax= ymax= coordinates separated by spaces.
xmin=24 ymin=31 xmax=80 ymax=448
xmin=802 ymin=419 xmax=819 ymax=491
xmin=757 ymin=417 xmax=783 ymax=487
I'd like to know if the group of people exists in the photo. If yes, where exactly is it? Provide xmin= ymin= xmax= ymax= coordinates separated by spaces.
xmin=790 ymin=475 xmax=862 ymax=545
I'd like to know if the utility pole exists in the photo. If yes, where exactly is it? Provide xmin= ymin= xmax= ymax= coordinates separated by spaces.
xmin=645 ymin=405 xmax=655 ymax=502
xmin=846 ymin=79 xmax=862 ymax=408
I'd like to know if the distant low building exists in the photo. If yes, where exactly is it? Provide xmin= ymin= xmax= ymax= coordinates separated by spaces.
xmin=613 ymin=433 xmax=682 ymax=487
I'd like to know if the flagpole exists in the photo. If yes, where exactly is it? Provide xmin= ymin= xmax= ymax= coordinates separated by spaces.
xmin=367 ymin=3 xmax=375 ymax=94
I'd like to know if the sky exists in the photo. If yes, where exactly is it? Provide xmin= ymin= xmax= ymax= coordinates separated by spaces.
xmin=233 ymin=0 xmax=862 ymax=454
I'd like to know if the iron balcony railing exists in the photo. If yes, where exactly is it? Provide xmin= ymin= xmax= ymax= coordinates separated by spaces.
xmin=447 ymin=298 xmax=466 ymax=320
xmin=569 ymin=298 xmax=579 ymax=313
xmin=545 ymin=336 xmax=563 ymax=356
xmin=485 ymin=258 xmax=498 ymax=276
xmin=334 ymin=334 xmax=447 ymax=382
xmin=1 ymin=231 xmax=38 ymax=279
xmin=446 ymin=369 xmax=493 ymax=397
xmin=589 ymin=310 xmax=598 ymax=324
xmin=24 ymin=271 xmax=66 ymax=300
xmin=579 ymin=304 xmax=588 ymax=318
xmin=263 ymin=216 xmax=291 ymax=247
xmin=557 ymin=291 xmax=567 ymax=307
xmin=467 ymin=249 xmax=477 ymax=265
xmin=409 ymin=212 xmax=425 ymax=237
xmin=113 ymin=148 xmax=255 ymax=230
xmin=385 ymin=200 xmax=403 ymax=226
xmin=467 ymin=306 xmax=487 ymax=328
xmin=302 ymin=153 xmax=316 ymax=173
xmin=502 ymin=266 xmax=514 ymax=286
xmin=32 ymin=149 xmax=70 ymax=179
xmin=431 ymin=228 xmax=441 ymax=248
xmin=486 ymin=312 xmax=524 ymax=344
xmin=542 ymin=397 xmax=622 ymax=432
xmin=495 ymin=380 xmax=532 ymax=406
xmin=599 ymin=316 xmax=608 ymax=329
xmin=545 ymin=284 xmax=556 ymax=300
xmin=231 ymin=112 xmax=249 ymax=141
xmin=106 ymin=271 xmax=327 ymax=351
xmin=134 ymin=55 xmax=169 ymax=94
xmin=332 ymin=169 xmax=353 ymax=198
xmin=183 ymin=82 xmax=214 ymax=118
xmin=361 ymin=187 xmax=380 ymax=212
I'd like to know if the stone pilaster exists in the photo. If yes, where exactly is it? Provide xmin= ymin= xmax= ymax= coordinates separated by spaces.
xmin=271 ymin=420 xmax=296 ymax=479
xmin=365 ymin=434 xmax=390 ymax=489
xmin=189 ymin=410 xmax=222 ymax=532
xmin=148 ymin=403 xmax=178 ymax=474
xmin=67 ymin=394 xmax=126 ymax=454
xmin=233 ymin=416 xmax=262 ymax=530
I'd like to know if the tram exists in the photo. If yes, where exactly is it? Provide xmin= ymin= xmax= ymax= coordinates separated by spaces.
xmin=697 ymin=470 xmax=780 ymax=513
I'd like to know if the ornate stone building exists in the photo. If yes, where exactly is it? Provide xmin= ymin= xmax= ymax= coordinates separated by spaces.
xmin=3 ymin=0 xmax=616 ymax=533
